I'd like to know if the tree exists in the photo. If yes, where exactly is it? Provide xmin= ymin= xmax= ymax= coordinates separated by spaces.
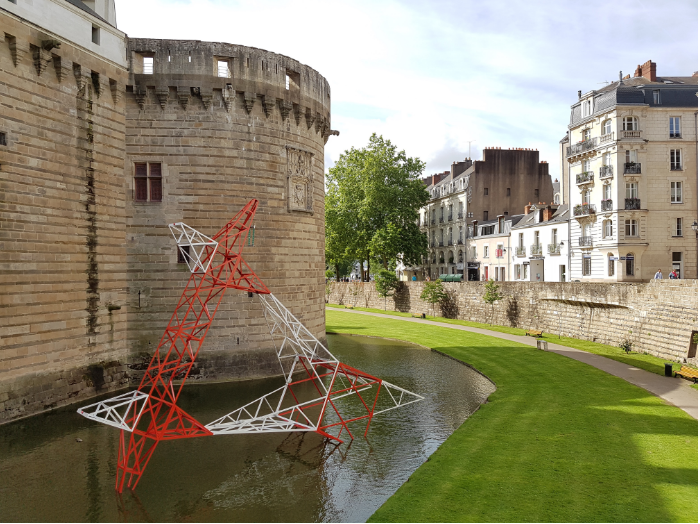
xmin=325 ymin=134 xmax=429 ymax=281
xmin=483 ymin=279 xmax=504 ymax=325
xmin=420 ymin=279 xmax=447 ymax=318
xmin=375 ymin=269 xmax=400 ymax=310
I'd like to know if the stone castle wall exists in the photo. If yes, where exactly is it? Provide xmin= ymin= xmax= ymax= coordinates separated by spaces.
xmin=328 ymin=280 xmax=698 ymax=363
xmin=123 ymin=40 xmax=331 ymax=382
xmin=0 ymin=12 xmax=130 ymax=422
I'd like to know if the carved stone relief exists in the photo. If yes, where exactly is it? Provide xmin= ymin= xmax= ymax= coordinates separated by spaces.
xmin=286 ymin=146 xmax=314 ymax=214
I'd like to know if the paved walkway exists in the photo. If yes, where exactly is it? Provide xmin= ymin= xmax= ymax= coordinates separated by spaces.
xmin=328 ymin=308 xmax=699 ymax=419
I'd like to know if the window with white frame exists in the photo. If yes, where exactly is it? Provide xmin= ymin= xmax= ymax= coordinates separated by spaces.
xmin=625 ymin=150 xmax=637 ymax=163
xmin=622 ymin=116 xmax=638 ymax=131
xmin=484 ymin=245 xmax=489 ymax=258
xmin=671 ymin=181 xmax=682 ymax=203
xmin=625 ymin=219 xmax=638 ymax=237
xmin=625 ymin=182 xmax=638 ymax=199
xmin=582 ymin=189 xmax=591 ymax=204
xmin=674 ymin=218 xmax=683 ymax=237
xmin=534 ymin=231 xmax=540 ymax=247
xmin=603 ymin=152 xmax=611 ymax=165
xmin=582 ymin=255 xmax=591 ymax=276
xmin=551 ymin=229 xmax=558 ymax=245
xmin=626 ymin=253 xmax=634 ymax=276
xmin=515 ymin=265 xmax=521 ymax=280
xmin=603 ymin=120 xmax=612 ymax=135
xmin=652 ymin=90 xmax=660 ymax=104
xmin=603 ymin=219 xmax=613 ymax=238
xmin=581 ymin=99 xmax=592 ymax=118
xmin=583 ymin=128 xmax=591 ymax=141
xmin=603 ymin=184 xmax=611 ymax=200
xmin=670 ymin=117 xmax=681 ymax=138
xmin=523 ymin=264 xmax=528 ymax=280
xmin=583 ymin=159 xmax=591 ymax=172
xmin=670 ymin=149 xmax=682 ymax=170
xmin=519 ymin=233 xmax=524 ymax=248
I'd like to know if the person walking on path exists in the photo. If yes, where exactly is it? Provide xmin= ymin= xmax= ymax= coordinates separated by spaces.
xmin=655 ymin=269 xmax=663 ymax=279
xmin=669 ymin=269 xmax=677 ymax=279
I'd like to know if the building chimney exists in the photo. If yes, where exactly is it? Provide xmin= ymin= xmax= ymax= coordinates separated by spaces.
xmin=577 ymin=90 xmax=581 ymax=99
xmin=641 ymin=60 xmax=656 ymax=82
xmin=619 ymin=70 xmax=623 ymax=81
xmin=634 ymin=64 xmax=642 ymax=78
xmin=525 ymin=202 xmax=532 ymax=216
xmin=543 ymin=205 xmax=555 ymax=222
xmin=693 ymin=71 xmax=698 ymax=78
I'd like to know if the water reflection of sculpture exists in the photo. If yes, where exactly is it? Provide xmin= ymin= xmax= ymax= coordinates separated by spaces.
xmin=78 ymin=199 xmax=422 ymax=492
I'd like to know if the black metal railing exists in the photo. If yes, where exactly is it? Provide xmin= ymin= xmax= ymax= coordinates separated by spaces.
xmin=457 ymin=239 xmax=463 ymax=245
xmin=624 ymin=163 xmax=641 ymax=174
xmin=431 ymin=218 xmax=436 ymax=225
xmin=579 ymin=236 xmax=592 ymax=246
xmin=625 ymin=198 xmax=640 ymax=210
xmin=457 ymin=212 xmax=464 ymax=219
xmin=447 ymin=214 xmax=453 ymax=221
xmin=566 ymin=137 xmax=598 ymax=157
xmin=576 ymin=171 xmax=595 ymax=185
xmin=599 ymin=165 xmax=614 ymax=179
xmin=447 ymin=239 xmax=453 ymax=246
xmin=573 ymin=203 xmax=596 ymax=216
xmin=670 ymin=133 xmax=681 ymax=139
xmin=439 ymin=241 xmax=444 ymax=247
xmin=439 ymin=217 xmax=444 ymax=223
xmin=601 ymin=199 xmax=613 ymax=211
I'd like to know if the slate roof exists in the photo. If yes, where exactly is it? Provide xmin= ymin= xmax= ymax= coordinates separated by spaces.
xmin=471 ymin=214 xmax=527 ymax=239
xmin=512 ymin=205 xmax=570 ymax=229
xmin=65 ymin=0 xmax=110 ymax=25
xmin=570 ymin=77 xmax=698 ymax=127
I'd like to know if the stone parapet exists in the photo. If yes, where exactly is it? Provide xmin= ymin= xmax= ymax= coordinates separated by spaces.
xmin=327 ymin=280 xmax=699 ymax=362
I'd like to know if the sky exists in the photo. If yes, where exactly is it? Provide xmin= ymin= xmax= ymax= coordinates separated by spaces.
xmin=116 ymin=0 xmax=698 ymax=182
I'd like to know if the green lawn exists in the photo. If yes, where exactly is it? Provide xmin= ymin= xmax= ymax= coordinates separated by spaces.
xmin=326 ymin=309 xmax=698 ymax=523
xmin=326 ymin=303 xmax=694 ymax=378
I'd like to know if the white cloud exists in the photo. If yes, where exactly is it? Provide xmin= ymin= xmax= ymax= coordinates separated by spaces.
xmin=116 ymin=0 xmax=699 ymax=179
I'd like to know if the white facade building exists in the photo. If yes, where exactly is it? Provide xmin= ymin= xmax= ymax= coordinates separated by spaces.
xmin=511 ymin=204 xmax=570 ymax=282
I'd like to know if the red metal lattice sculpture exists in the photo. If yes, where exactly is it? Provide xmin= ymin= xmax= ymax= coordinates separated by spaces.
xmin=78 ymin=199 xmax=422 ymax=492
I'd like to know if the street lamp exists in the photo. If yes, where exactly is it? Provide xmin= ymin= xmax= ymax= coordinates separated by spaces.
xmin=692 ymin=220 xmax=698 ymax=239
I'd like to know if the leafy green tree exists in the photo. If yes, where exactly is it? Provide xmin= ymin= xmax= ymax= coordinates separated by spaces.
xmin=325 ymin=133 xmax=429 ymax=281
xmin=420 ymin=279 xmax=447 ymax=318
xmin=483 ymin=278 xmax=504 ymax=325
xmin=375 ymin=269 xmax=400 ymax=310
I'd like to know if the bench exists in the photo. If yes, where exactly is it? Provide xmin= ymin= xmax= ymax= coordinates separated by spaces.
xmin=526 ymin=330 xmax=543 ymax=338
xmin=412 ymin=313 xmax=426 ymax=319
xmin=675 ymin=365 xmax=698 ymax=383
xmin=345 ymin=305 xmax=354 ymax=309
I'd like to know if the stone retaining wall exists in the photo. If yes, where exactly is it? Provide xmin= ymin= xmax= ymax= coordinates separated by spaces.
xmin=327 ymin=281 xmax=698 ymax=364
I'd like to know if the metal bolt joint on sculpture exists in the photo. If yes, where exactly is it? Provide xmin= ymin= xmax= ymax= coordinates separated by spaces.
xmin=78 ymin=199 xmax=423 ymax=492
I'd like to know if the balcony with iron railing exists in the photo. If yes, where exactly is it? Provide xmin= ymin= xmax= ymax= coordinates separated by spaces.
xmin=599 ymin=132 xmax=615 ymax=144
xmin=622 ymin=129 xmax=642 ymax=139
xmin=431 ymin=240 xmax=437 ymax=248
xmin=576 ymin=171 xmax=595 ymax=185
xmin=530 ymin=244 xmax=542 ymax=256
xmin=439 ymin=217 xmax=444 ymax=223
xmin=457 ymin=212 xmax=464 ymax=219
xmin=566 ymin=137 xmax=598 ymax=157
xmin=548 ymin=243 xmax=560 ymax=255
xmin=599 ymin=165 xmax=614 ymax=180
xmin=431 ymin=218 xmax=436 ymax=225
xmin=457 ymin=239 xmax=463 ymax=245
xmin=447 ymin=214 xmax=453 ymax=221
xmin=625 ymin=198 xmax=640 ymax=210
xmin=573 ymin=203 xmax=596 ymax=217
xmin=670 ymin=132 xmax=682 ymax=139
xmin=579 ymin=236 xmax=593 ymax=247
xmin=624 ymin=163 xmax=641 ymax=174
xmin=439 ymin=241 xmax=444 ymax=247
xmin=515 ymin=246 xmax=526 ymax=257
xmin=447 ymin=239 xmax=454 ymax=246
xmin=601 ymin=199 xmax=613 ymax=211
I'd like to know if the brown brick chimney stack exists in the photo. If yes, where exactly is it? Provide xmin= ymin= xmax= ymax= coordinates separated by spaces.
xmin=525 ymin=202 xmax=532 ymax=215
xmin=641 ymin=60 xmax=657 ymax=82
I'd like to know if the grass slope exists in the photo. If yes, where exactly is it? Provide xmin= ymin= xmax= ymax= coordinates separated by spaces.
xmin=326 ymin=303 xmax=693 ymax=378
xmin=326 ymin=310 xmax=698 ymax=523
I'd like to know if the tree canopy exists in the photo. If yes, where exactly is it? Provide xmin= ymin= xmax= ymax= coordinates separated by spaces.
xmin=325 ymin=134 xmax=429 ymax=281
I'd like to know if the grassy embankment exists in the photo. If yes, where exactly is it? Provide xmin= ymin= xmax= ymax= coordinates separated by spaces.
xmin=325 ymin=309 xmax=698 ymax=523
xmin=326 ymin=303 xmax=697 ymax=380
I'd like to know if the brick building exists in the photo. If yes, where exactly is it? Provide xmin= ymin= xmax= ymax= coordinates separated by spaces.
xmin=0 ymin=1 xmax=334 ymax=422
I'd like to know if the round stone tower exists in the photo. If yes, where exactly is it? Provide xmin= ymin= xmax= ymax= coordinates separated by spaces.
xmin=124 ymin=38 xmax=335 ymax=381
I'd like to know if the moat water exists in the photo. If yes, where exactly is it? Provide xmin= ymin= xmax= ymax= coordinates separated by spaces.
xmin=0 ymin=334 xmax=495 ymax=522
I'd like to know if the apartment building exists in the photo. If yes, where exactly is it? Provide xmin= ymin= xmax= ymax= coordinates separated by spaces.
xmin=511 ymin=204 xmax=570 ymax=282
xmin=466 ymin=214 xmax=526 ymax=281
xmin=566 ymin=60 xmax=698 ymax=281
xmin=414 ymin=148 xmax=554 ymax=280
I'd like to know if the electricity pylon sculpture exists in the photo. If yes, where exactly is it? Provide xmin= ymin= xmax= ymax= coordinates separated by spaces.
xmin=78 ymin=199 xmax=422 ymax=492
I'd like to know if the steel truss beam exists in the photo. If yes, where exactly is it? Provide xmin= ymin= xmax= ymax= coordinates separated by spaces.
xmin=77 ymin=199 xmax=422 ymax=492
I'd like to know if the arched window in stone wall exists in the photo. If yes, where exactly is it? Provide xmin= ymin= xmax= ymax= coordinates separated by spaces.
xmin=458 ymin=250 xmax=463 ymax=263
xmin=602 ymin=119 xmax=612 ymax=135
xmin=608 ymin=252 xmax=615 ymax=277
xmin=439 ymin=251 xmax=445 ymax=264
